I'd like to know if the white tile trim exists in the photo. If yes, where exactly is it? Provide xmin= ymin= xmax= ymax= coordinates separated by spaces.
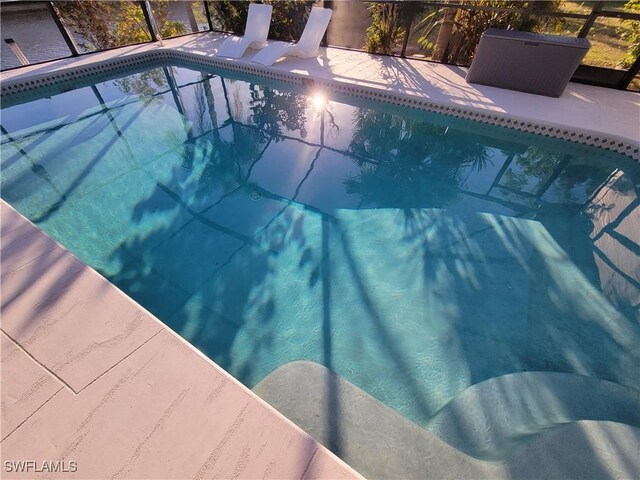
xmin=1 ymin=48 xmax=638 ymax=161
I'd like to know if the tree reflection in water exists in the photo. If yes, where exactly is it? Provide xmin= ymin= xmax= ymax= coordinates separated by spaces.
xmin=1 ymin=65 xmax=638 ymax=454
xmin=346 ymin=108 xmax=490 ymax=209
xmin=249 ymin=84 xmax=310 ymax=140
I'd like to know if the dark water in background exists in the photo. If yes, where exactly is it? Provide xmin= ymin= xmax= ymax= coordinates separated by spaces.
xmin=0 ymin=2 xmax=207 ymax=70
xmin=0 ymin=1 xmax=366 ymax=71
xmin=0 ymin=3 xmax=71 ymax=70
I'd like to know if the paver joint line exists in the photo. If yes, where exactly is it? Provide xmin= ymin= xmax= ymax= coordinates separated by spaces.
xmin=300 ymin=447 xmax=321 ymax=480
xmin=74 ymin=329 xmax=164 ymax=395
xmin=0 ymin=328 xmax=76 ymax=393
xmin=1 ymin=387 xmax=65 ymax=442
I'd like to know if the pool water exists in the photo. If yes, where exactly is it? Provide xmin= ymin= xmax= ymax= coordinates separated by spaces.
xmin=2 ymin=63 xmax=639 ymax=459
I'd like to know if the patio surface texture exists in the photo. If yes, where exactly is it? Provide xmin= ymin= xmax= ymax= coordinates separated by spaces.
xmin=0 ymin=202 xmax=361 ymax=479
xmin=1 ymin=32 xmax=639 ymax=479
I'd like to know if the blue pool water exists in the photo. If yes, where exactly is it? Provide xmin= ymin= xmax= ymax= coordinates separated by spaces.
xmin=2 ymin=63 xmax=639 ymax=459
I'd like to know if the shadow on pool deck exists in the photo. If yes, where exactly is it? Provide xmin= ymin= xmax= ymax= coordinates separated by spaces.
xmin=2 ymin=60 xmax=639 ymax=479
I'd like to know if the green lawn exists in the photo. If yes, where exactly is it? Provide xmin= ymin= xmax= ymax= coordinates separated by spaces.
xmin=559 ymin=1 xmax=636 ymax=70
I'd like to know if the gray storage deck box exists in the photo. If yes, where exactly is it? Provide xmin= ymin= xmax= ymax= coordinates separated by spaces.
xmin=466 ymin=29 xmax=590 ymax=97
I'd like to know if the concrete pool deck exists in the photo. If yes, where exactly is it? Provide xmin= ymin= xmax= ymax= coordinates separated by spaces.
xmin=1 ymin=31 xmax=639 ymax=479
xmin=0 ymin=201 xmax=361 ymax=479
xmin=2 ymin=198 xmax=639 ymax=479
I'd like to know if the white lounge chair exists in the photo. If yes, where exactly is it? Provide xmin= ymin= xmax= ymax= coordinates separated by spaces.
xmin=215 ymin=3 xmax=273 ymax=59
xmin=252 ymin=7 xmax=333 ymax=66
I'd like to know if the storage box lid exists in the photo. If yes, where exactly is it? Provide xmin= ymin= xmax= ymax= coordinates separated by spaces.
xmin=481 ymin=28 xmax=591 ymax=49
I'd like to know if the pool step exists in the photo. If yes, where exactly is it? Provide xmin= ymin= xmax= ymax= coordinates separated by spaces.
xmin=426 ymin=370 xmax=640 ymax=460
xmin=253 ymin=361 xmax=640 ymax=479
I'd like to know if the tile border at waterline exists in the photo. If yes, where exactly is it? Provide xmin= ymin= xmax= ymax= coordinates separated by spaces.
xmin=1 ymin=45 xmax=638 ymax=162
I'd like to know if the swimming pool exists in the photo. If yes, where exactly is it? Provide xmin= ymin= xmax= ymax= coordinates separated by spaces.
xmin=2 ymin=63 xmax=639 ymax=463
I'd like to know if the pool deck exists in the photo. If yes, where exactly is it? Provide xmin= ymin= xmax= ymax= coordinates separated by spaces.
xmin=2 ymin=31 xmax=639 ymax=150
xmin=0 ymin=201 xmax=361 ymax=479
xmin=1 ymin=31 xmax=639 ymax=479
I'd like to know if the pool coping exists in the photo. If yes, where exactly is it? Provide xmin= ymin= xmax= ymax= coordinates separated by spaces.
xmin=1 ymin=31 xmax=639 ymax=161
xmin=1 ymin=32 xmax=639 ymax=478
xmin=0 ymin=199 xmax=364 ymax=479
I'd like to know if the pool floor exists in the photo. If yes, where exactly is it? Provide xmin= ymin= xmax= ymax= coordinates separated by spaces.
xmin=1 ymin=63 xmax=639 ymax=460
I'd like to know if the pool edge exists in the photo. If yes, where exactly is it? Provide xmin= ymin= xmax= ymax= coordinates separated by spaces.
xmin=0 ymin=199 xmax=364 ymax=480
xmin=1 ymin=38 xmax=638 ymax=162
